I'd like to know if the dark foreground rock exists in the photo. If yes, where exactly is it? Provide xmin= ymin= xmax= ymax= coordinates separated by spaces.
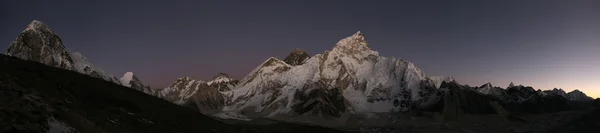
xmin=549 ymin=98 xmax=600 ymax=133
xmin=0 ymin=54 xmax=353 ymax=133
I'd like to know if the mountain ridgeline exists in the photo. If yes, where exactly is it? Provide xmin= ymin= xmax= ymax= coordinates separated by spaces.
xmin=3 ymin=20 xmax=598 ymax=132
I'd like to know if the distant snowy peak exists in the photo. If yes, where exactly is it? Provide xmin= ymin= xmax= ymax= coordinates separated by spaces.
xmin=207 ymin=73 xmax=234 ymax=85
xmin=283 ymin=48 xmax=310 ymax=66
xmin=160 ymin=77 xmax=206 ymax=105
xmin=236 ymin=57 xmax=291 ymax=87
xmin=118 ymin=72 xmax=156 ymax=95
xmin=429 ymin=76 xmax=455 ymax=88
xmin=70 ymin=52 xmax=121 ymax=84
xmin=566 ymin=89 xmax=594 ymax=101
xmin=120 ymin=72 xmax=135 ymax=87
xmin=477 ymin=82 xmax=494 ymax=94
xmin=542 ymin=88 xmax=567 ymax=97
xmin=207 ymin=73 xmax=238 ymax=92
xmin=25 ymin=20 xmax=56 ymax=34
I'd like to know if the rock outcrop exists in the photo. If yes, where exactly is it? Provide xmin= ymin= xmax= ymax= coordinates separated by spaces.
xmin=283 ymin=48 xmax=310 ymax=66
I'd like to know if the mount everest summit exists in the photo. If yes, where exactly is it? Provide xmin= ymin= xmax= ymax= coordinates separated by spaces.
xmin=5 ymin=20 xmax=596 ymax=125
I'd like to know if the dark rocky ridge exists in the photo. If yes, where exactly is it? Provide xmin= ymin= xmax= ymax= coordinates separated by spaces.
xmin=0 ymin=54 xmax=353 ymax=133
xmin=283 ymin=48 xmax=310 ymax=66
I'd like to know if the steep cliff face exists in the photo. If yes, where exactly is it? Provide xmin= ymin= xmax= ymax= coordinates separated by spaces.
xmin=283 ymin=49 xmax=310 ymax=66
xmin=6 ymin=20 xmax=74 ymax=70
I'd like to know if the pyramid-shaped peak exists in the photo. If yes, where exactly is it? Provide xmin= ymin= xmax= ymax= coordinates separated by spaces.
xmin=119 ymin=72 xmax=138 ymax=87
xmin=211 ymin=73 xmax=232 ymax=80
xmin=332 ymin=31 xmax=372 ymax=54
xmin=482 ymin=82 xmax=493 ymax=87
xmin=123 ymin=72 xmax=135 ymax=78
xmin=25 ymin=20 xmax=51 ymax=31
xmin=508 ymin=82 xmax=515 ymax=88
xmin=284 ymin=48 xmax=310 ymax=66
xmin=208 ymin=72 xmax=234 ymax=85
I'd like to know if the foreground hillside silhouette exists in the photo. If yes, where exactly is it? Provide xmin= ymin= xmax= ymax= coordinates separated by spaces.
xmin=0 ymin=54 xmax=352 ymax=133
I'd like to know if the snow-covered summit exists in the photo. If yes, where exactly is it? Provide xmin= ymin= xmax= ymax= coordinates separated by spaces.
xmin=477 ymin=82 xmax=494 ymax=94
xmin=566 ymin=89 xmax=594 ymax=101
xmin=331 ymin=31 xmax=376 ymax=60
xmin=508 ymin=82 xmax=515 ymax=88
xmin=429 ymin=76 xmax=455 ymax=88
xmin=160 ymin=76 xmax=215 ymax=105
xmin=207 ymin=73 xmax=234 ymax=85
xmin=120 ymin=72 xmax=135 ymax=87
xmin=25 ymin=20 xmax=53 ymax=32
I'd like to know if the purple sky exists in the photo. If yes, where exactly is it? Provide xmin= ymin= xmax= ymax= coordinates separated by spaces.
xmin=1 ymin=0 xmax=599 ymax=98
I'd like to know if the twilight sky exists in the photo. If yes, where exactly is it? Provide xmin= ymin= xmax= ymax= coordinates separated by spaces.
xmin=1 ymin=0 xmax=599 ymax=98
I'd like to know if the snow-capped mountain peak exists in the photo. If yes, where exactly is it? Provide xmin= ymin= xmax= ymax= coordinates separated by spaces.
xmin=207 ymin=73 xmax=233 ymax=85
xmin=69 ymin=52 xmax=121 ymax=84
xmin=508 ymin=82 xmax=515 ymax=88
xmin=160 ymin=77 xmax=206 ymax=105
xmin=332 ymin=31 xmax=374 ymax=57
xmin=477 ymin=82 xmax=494 ymax=95
xmin=566 ymin=89 xmax=594 ymax=101
xmin=119 ymin=72 xmax=136 ymax=87
xmin=483 ymin=82 xmax=493 ymax=88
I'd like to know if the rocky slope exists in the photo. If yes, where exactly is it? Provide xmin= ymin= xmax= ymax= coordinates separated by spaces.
xmin=120 ymin=72 xmax=158 ymax=96
xmin=0 ymin=54 xmax=352 ymax=133
xmin=5 ymin=20 xmax=156 ymax=95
